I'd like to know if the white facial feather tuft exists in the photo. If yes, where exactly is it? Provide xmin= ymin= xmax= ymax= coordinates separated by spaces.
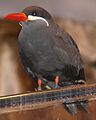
xmin=28 ymin=15 xmax=49 ymax=27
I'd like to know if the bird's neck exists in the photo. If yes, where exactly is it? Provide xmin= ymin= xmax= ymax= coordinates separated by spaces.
xmin=19 ymin=20 xmax=56 ymax=47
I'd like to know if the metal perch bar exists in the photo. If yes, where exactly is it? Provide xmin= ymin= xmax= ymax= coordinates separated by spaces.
xmin=0 ymin=83 xmax=96 ymax=114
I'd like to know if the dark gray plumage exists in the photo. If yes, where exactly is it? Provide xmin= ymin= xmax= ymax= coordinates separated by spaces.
xmin=18 ymin=6 xmax=86 ymax=86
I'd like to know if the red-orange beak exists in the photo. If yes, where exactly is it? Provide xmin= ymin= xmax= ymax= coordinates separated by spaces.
xmin=4 ymin=12 xmax=27 ymax=22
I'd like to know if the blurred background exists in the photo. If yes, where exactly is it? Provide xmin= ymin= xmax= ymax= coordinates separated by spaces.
xmin=0 ymin=0 xmax=96 ymax=120
xmin=1 ymin=0 xmax=96 ymax=23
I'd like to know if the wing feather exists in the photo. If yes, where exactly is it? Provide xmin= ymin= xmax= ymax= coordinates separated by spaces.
xmin=52 ymin=27 xmax=85 ymax=80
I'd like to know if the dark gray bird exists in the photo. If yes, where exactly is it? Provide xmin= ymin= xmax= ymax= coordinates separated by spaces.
xmin=5 ymin=6 xmax=87 ymax=114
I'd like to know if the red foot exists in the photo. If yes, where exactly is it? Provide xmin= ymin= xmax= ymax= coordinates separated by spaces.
xmin=38 ymin=79 xmax=42 ymax=87
xmin=55 ymin=76 xmax=60 ymax=85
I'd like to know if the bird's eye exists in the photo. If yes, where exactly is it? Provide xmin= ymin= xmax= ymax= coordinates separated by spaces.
xmin=31 ymin=12 xmax=37 ymax=16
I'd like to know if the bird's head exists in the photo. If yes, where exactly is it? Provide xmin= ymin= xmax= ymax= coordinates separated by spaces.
xmin=5 ymin=6 xmax=53 ymax=27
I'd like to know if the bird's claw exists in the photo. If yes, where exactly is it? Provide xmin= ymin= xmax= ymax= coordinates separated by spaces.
xmin=37 ymin=86 xmax=42 ymax=91
xmin=46 ymin=81 xmax=60 ymax=89
xmin=42 ymin=78 xmax=60 ymax=89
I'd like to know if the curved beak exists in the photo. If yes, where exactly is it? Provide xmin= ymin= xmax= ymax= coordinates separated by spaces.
xmin=4 ymin=12 xmax=27 ymax=22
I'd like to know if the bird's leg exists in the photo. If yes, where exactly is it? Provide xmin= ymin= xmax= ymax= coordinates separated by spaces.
xmin=37 ymin=79 xmax=42 ymax=91
xmin=43 ymin=75 xmax=60 ymax=89
xmin=54 ymin=76 xmax=60 ymax=88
